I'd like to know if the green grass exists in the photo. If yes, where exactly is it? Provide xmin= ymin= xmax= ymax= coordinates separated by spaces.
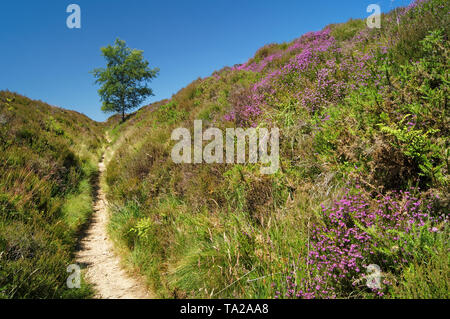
xmin=62 ymin=165 xmax=96 ymax=236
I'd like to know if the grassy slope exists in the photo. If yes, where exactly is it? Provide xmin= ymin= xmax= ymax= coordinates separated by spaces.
xmin=105 ymin=0 xmax=449 ymax=298
xmin=0 ymin=91 xmax=105 ymax=298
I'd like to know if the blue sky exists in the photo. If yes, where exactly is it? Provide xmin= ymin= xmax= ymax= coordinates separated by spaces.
xmin=0 ymin=0 xmax=412 ymax=121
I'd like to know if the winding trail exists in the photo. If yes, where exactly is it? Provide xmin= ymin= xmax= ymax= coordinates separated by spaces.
xmin=75 ymin=149 xmax=150 ymax=299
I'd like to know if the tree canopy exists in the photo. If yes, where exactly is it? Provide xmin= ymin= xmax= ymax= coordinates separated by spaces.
xmin=92 ymin=38 xmax=159 ymax=121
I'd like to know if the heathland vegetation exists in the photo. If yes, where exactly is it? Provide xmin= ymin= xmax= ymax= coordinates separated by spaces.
xmin=104 ymin=0 xmax=448 ymax=298
xmin=0 ymin=92 xmax=104 ymax=298
xmin=0 ymin=0 xmax=448 ymax=299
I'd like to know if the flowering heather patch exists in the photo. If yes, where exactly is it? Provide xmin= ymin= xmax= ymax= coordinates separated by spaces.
xmin=232 ymin=45 xmax=284 ymax=73
xmin=286 ymin=28 xmax=335 ymax=54
xmin=406 ymin=0 xmax=431 ymax=12
xmin=224 ymin=21 xmax=396 ymax=124
xmin=223 ymin=101 xmax=262 ymax=127
xmin=239 ymin=52 xmax=283 ymax=73
xmin=226 ymin=28 xmax=340 ymax=123
xmin=275 ymin=189 xmax=447 ymax=299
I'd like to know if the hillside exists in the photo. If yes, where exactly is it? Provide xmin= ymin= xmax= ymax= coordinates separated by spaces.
xmin=0 ymin=91 xmax=104 ymax=298
xmin=0 ymin=0 xmax=448 ymax=300
xmin=104 ymin=0 xmax=449 ymax=298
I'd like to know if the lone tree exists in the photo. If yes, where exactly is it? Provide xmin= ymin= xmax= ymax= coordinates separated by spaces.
xmin=92 ymin=38 xmax=159 ymax=122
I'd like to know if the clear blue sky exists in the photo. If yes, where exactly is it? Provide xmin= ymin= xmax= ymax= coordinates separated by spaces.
xmin=0 ymin=0 xmax=412 ymax=122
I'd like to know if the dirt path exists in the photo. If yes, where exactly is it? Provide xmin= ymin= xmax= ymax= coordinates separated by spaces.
xmin=75 ymin=152 xmax=150 ymax=299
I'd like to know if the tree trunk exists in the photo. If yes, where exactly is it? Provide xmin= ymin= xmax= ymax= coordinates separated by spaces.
xmin=122 ymin=108 xmax=125 ymax=122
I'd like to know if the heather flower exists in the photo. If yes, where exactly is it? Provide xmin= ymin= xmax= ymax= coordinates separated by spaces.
xmin=274 ymin=189 xmax=446 ymax=299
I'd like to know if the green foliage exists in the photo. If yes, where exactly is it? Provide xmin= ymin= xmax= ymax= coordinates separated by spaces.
xmin=45 ymin=116 xmax=65 ymax=136
xmin=62 ymin=177 xmax=95 ymax=232
xmin=390 ymin=0 xmax=450 ymax=63
xmin=129 ymin=217 xmax=154 ymax=240
xmin=390 ymin=222 xmax=449 ymax=298
xmin=331 ymin=18 xmax=365 ymax=41
xmin=92 ymin=38 xmax=159 ymax=121
xmin=379 ymin=115 xmax=445 ymax=185
xmin=156 ymin=101 xmax=187 ymax=124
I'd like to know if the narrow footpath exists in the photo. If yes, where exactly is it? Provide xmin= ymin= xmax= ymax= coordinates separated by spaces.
xmin=75 ymin=150 xmax=150 ymax=299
